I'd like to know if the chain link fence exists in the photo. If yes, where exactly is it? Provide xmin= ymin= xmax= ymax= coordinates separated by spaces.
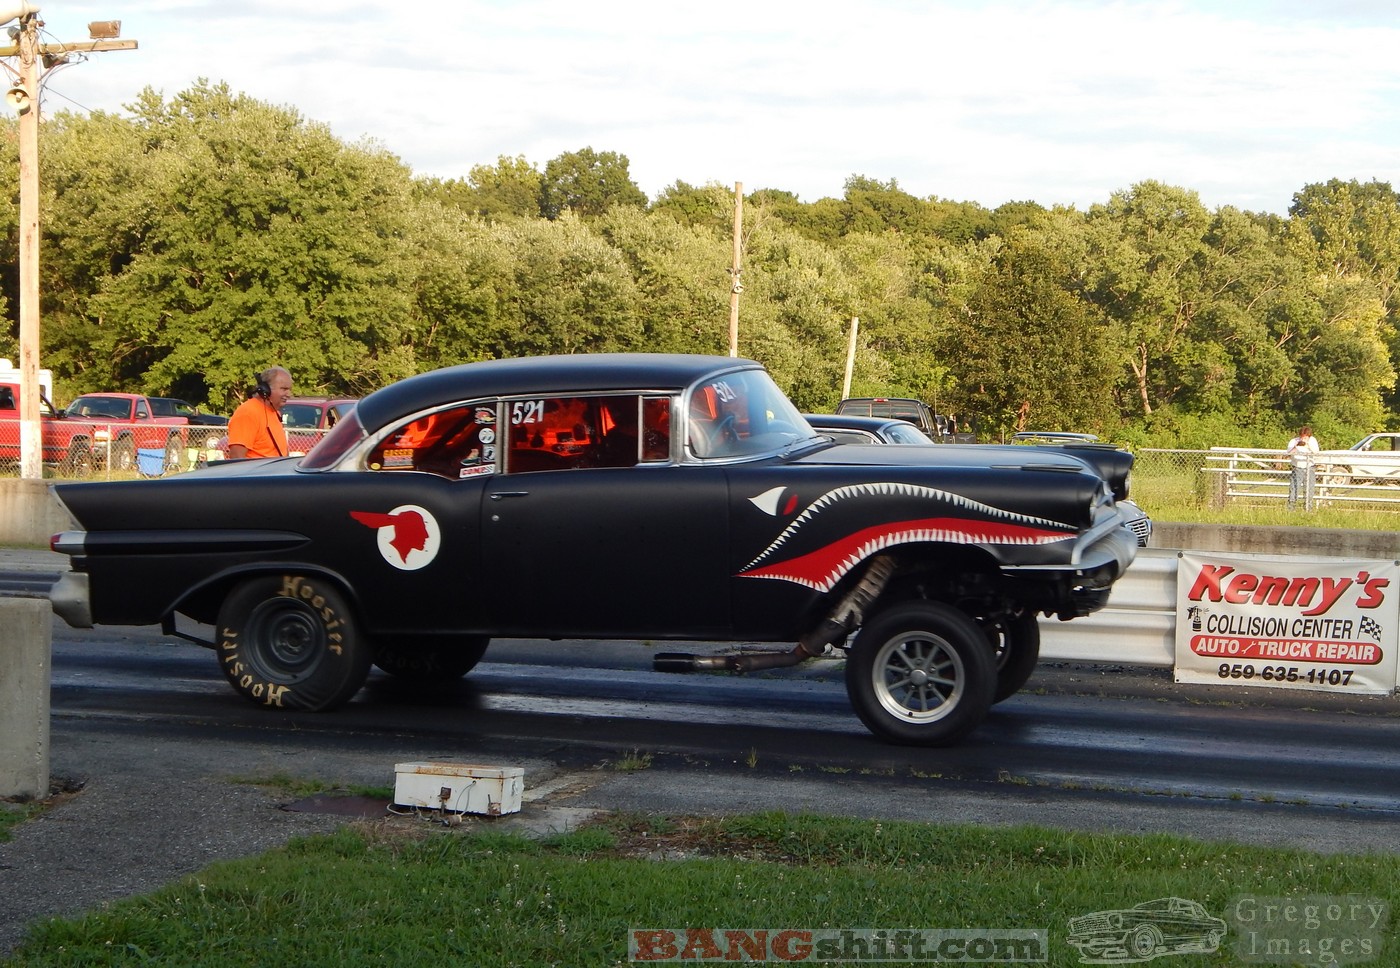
xmin=0 ymin=424 xmax=327 ymax=480
xmin=1133 ymin=447 xmax=1400 ymax=513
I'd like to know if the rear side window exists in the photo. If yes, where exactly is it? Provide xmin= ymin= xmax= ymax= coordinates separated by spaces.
xmin=367 ymin=404 xmax=498 ymax=479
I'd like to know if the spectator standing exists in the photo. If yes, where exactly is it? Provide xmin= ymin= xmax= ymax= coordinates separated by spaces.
xmin=1286 ymin=425 xmax=1320 ymax=509
xmin=227 ymin=367 xmax=292 ymax=459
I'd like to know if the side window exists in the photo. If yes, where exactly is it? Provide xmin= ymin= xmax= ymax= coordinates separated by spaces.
xmin=367 ymin=403 xmax=497 ymax=480
xmin=0 ymin=386 xmax=13 ymax=411
xmin=641 ymin=396 xmax=671 ymax=462
xmin=505 ymin=394 xmax=651 ymax=472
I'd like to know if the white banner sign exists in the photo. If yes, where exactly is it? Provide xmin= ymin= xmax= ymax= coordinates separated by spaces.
xmin=1175 ymin=552 xmax=1399 ymax=694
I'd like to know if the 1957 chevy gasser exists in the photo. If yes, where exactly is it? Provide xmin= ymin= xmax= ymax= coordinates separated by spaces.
xmin=50 ymin=354 xmax=1138 ymax=746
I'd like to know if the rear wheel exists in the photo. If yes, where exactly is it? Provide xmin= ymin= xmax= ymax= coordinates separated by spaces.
xmin=844 ymin=601 xmax=995 ymax=746
xmin=373 ymin=635 xmax=490 ymax=681
xmin=216 ymin=575 xmax=370 ymax=711
xmin=162 ymin=435 xmax=183 ymax=475
xmin=981 ymin=610 xmax=1041 ymax=703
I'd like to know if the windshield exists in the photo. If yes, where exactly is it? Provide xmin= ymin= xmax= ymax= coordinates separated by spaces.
xmin=298 ymin=409 xmax=367 ymax=470
xmin=685 ymin=369 xmax=816 ymax=460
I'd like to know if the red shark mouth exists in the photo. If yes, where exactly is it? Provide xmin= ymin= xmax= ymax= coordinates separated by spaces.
xmin=739 ymin=482 xmax=1076 ymax=592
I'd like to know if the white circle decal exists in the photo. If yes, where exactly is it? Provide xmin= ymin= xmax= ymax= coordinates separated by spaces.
xmin=367 ymin=504 xmax=441 ymax=571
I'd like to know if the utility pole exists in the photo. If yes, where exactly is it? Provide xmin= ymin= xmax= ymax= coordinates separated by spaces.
xmin=0 ymin=6 xmax=136 ymax=479
xmin=728 ymin=182 xmax=742 ymax=357
xmin=842 ymin=317 xmax=859 ymax=399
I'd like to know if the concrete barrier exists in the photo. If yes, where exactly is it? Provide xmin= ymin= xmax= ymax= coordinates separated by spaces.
xmin=0 ymin=598 xmax=50 ymax=798
xmin=1152 ymin=522 xmax=1400 ymax=559
xmin=0 ymin=479 xmax=77 ymax=547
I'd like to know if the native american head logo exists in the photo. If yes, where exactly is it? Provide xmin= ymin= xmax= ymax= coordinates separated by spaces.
xmin=350 ymin=504 xmax=441 ymax=571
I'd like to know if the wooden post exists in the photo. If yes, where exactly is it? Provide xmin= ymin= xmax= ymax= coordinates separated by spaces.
xmin=0 ymin=17 xmax=139 ymax=479
xmin=728 ymin=182 xmax=742 ymax=357
xmin=15 ymin=13 xmax=39 ymax=479
xmin=842 ymin=317 xmax=859 ymax=400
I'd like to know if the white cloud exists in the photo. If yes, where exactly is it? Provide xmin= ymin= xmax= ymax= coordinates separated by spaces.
xmin=24 ymin=0 xmax=1400 ymax=213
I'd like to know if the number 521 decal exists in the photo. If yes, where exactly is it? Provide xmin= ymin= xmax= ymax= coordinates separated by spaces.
xmin=510 ymin=400 xmax=545 ymax=425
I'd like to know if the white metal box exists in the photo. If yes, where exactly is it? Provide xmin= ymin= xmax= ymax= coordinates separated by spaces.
xmin=393 ymin=762 xmax=524 ymax=816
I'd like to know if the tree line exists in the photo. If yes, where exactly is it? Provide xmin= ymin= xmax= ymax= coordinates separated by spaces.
xmin=0 ymin=80 xmax=1396 ymax=450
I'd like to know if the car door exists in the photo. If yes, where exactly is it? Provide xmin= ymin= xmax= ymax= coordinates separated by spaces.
xmin=480 ymin=392 xmax=731 ymax=638
xmin=329 ymin=402 xmax=498 ymax=637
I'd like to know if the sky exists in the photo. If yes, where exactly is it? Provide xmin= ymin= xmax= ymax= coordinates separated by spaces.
xmin=20 ymin=0 xmax=1400 ymax=215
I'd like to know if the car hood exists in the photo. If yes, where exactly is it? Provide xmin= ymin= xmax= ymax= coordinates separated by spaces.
xmin=800 ymin=442 xmax=1134 ymax=500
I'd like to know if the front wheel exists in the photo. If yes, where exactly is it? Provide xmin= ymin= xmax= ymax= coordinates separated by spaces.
xmin=216 ymin=575 xmax=370 ymax=711
xmin=373 ymin=635 xmax=490 ymax=681
xmin=845 ymin=601 xmax=996 ymax=746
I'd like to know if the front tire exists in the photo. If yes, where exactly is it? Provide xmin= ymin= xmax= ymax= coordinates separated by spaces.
xmin=216 ymin=575 xmax=370 ymax=711
xmin=373 ymin=635 xmax=490 ymax=681
xmin=845 ymin=601 xmax=996 ymax=746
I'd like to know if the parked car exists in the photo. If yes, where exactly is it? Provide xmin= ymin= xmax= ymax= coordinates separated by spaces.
xmin=804 ymin=412 xmax=935 ymax=445
xmin=149 ymin=397 xmax=228 ymax=456
xmin=836 ymin=396 xmax=946 ymax=438
xmin=1068 ymin=897 xmax=1226 ymax=961
xmin=61 ymin=392 xmax=188 ymax=473
xmin=149 ymin=397 xmax=229 ymax=426
xmin=1318 ymin=432 xmax=1400 ymax=484
xmin=49 ymin=354 xmax=1138 ymax=746
xmin=1010 ymin=431 xmax=1101 ymax=445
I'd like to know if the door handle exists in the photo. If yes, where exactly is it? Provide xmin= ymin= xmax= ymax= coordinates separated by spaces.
xmin=489 ymin=491 xmax=530 ymax=501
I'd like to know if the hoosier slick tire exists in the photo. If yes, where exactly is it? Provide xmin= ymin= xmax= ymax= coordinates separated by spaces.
xmin=216 ymin=574 xmax=371 ymax=711
xmin=372 ymin=635 xmax=490 ymax=681
xmin=845 ymin=601 xmax=997 ymax=746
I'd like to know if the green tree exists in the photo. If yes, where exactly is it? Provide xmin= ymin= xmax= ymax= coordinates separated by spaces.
xmin=598 ymin=205 xmax=731 ymax=354
xmin=1084 ymin=181 xmax=1213 ymax=418
xmin=418 ymin=154 xmax=543 ymax=221
xmin=943 ymin=229 xmax=1118 ymax=436
xmin=41 ymin=81 xmax=417 ymax=407
xmin=540 ymin=147 xmax=647 ymax=220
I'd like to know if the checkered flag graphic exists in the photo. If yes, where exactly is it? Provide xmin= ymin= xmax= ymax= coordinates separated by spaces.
xmin=1359 ymin=615 xmax=1384 ymax=642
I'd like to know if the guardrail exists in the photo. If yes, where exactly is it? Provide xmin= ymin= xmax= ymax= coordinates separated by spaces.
xmin=1039 ymin=548 xmax=1177 ymax=668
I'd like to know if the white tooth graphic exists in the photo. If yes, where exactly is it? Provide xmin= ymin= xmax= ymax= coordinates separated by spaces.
xmin=749 ymin=486 xmax=786 ymax=516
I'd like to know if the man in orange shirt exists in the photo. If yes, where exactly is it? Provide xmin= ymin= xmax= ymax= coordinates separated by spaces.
xmin=227 ymin=366 xmax=292 ymax=459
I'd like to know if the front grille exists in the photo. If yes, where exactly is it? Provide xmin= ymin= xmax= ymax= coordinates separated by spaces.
xmin=1126 ymin=517 xmax=1152 ymax=546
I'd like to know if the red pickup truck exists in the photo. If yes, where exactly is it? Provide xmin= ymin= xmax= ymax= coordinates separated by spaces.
xmin=61 ymin=393 xmax=188 ymax=472
xmin=0 ymin=380 xmax=105 ymax=473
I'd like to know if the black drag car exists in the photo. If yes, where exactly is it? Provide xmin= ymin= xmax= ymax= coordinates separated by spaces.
xmin=50 ymin=354 xmax=1138 ymax=746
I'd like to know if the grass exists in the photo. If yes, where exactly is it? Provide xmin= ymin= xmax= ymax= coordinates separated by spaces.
xmin=0 ymin=800 xmax=42 ymax=843
xmin=4 ymin=811 xmax=1396 ymax=966
xmin=226 ymin=773 xmax=393 ymax=802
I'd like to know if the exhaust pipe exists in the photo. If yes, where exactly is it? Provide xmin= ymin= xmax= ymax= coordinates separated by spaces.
xmin=653 ymin=644 xmax=819 ymax=673
xmin=652 ymin=555 xmax=896 ymax=675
